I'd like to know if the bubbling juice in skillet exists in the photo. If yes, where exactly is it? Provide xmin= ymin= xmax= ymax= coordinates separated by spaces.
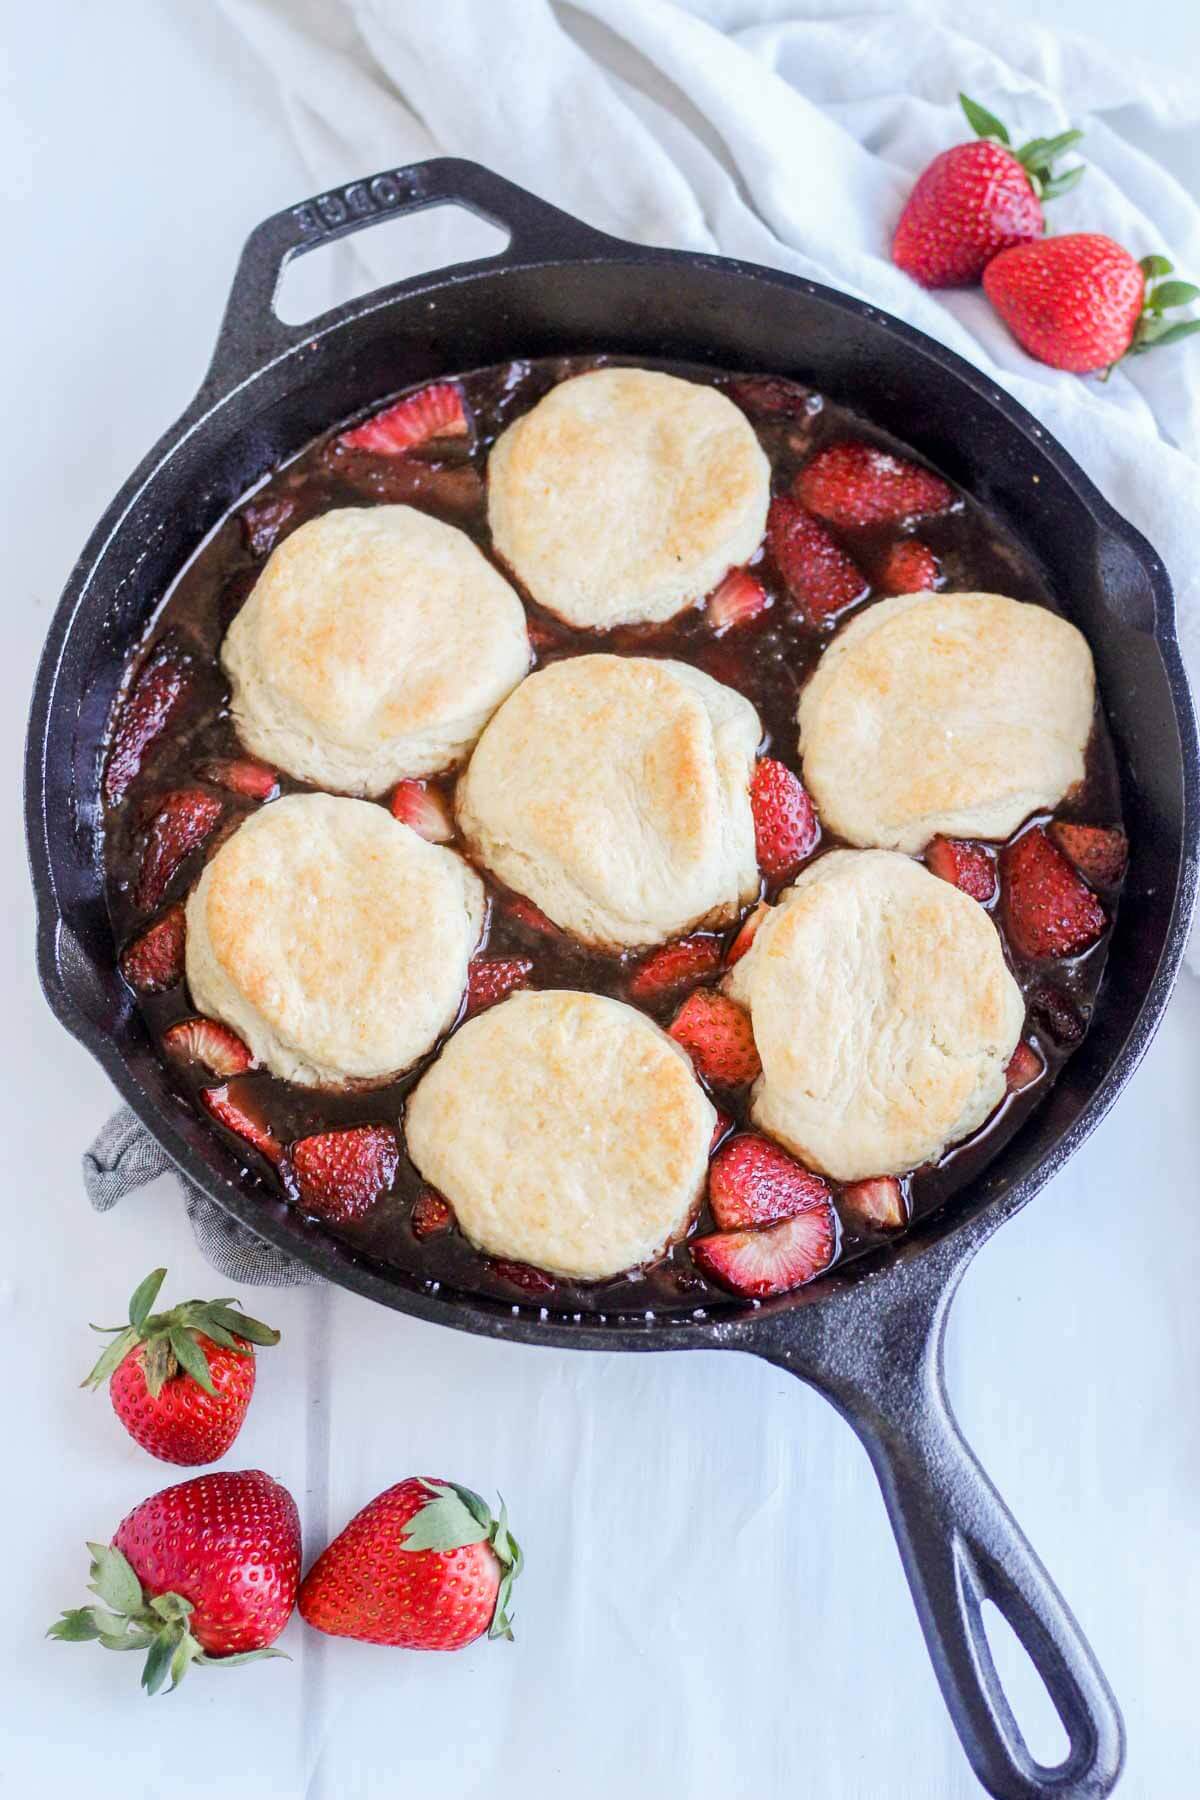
xmin=101 ymin=354 xmax=1125 ymax=1319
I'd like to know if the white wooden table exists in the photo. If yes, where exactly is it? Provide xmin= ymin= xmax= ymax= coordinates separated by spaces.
xmin=4 ymin=5 xmax=1199 ymax=1796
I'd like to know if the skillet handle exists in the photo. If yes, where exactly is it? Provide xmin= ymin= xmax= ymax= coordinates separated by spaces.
xmin=205 ymin=157 xmax=617 ymax=387
xmin=752 ymin=1241 xmax=1124 ymax=1800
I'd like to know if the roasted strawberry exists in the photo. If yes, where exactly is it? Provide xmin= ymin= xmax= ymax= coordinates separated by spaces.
xmin=668 ymin=991 xmax=761 ymax=1088
xmin=709 ymin=1133 xmax=831 ymax=1231
xmin=200 ymin=757 xmax=279 ymax=801
xmin=841 ymin=1177 xmax=907 ymax=1232
xmin=239 ymin=493 xmax=297 ymax=557
xmin=105 ymin=646 xmax=192 ymax=806
xmin=290 ymin=1125 xmax=399 ymax=1224
xmin=83 ymin=1267 xmax=279 ymax=1466
xmin=692 ymin=1204 xmax=836 ymax=1297
xmin=892 ymin=94 xmax=1085 ymax=290
xmin=1001 ymin=827 xmax=1106 ymax=958
xmin=505 ymin=895 xmax=560 ymax=934
xmin=1029 ymin=982 xmax=1085 ymax=1046
xmin=411 ymin=1189 xmax=454 ymax=1240
xmin=750 ymin=758 xmax=818 ymax=881
xmin=926 ymin=836 xmax=996 ymax=903
xmin=726 ymin=375 xmax=817 ymax=419
xmin=49 ymin=1471 xmax=300 ymax=1688
xmin=299 ymin=1477 xmax=521 ymax=1648
xmin=1005 ymin=1041 xmax=1044 ymax=1092
xmin=134 ymin=789 xmax=222 ymax=910
xmin=491 ymin=1259 xmax=555 ymax=1295
xmin=201 ymin=1085 xmax=282 ymax=1166
xmin=707 ymin=568 xmax=770 ymax=635
xmin=710 ymin=1108 xmax=735 ymax=1153
xmin=466 ymin=957 xmax=534 ymax=1015
xmin=767 ymin=494 xmax=869 ymax=622
xmin=120 ymin=905 xmax=186 ymax=994
xmin=390 ymin=779 xmax=453 ymax=843
xmin=163 ymin=1018 xmax=253 ymax=1079
xmin=725 ymin=900 xmax=770 ymax=968
xmin=339 ymin=383 xmax=468 ymax=455
xmin=796 ymin=442 xmax=955 ymax=528
xmin=877 ymin=538 xmax=942 ymax=595
xmin=628 ymin=935 xmax=723 ymax=1002
xmin=1048 ymin=822 xmax=1128 ymax=887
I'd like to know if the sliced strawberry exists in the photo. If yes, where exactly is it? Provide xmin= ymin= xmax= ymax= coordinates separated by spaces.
xmin=505 ymin=895 xmax=560 ymax=935
xmin=466 ymin=956 xmax=533 ymax=1015
xmin=240 ymin=493 xmax=297 ymax=557
xmin=290 ymin=1125 xmax=399 ymax=1224
xmin=163 ymin=1018 xmax=253 ymax=1079
xmin=710 ymin=1108 xmax=735 ymax=1153
xmin=389 ymin=779 xmax=453 ymax=843
xmin=669 ymin=991 xmax=761 ymax=1089
xmin=707 ymin=569 xmax=770 ymax=635
xmin=628 ymin=935 xmax=723 ymax=1003
xmin=796 ymin=442 xmax=955 ymax=528
xmin=877 ymin=538 xmax=942 ymax=595
xmin=1005 ymin=1041 xmax=1044 ymax=1093
xmin=926 ymin=836 xmax=996 ymax=904
xmin=1048 ymin=822 xmax=1128 ymax=887
xmin=692 ymin=1205 xmax=836 ymax=1297
xmin=201 ymin=1085 xmax=282 ymax=1166
xmin=751 ymin=758 xmax=819 ymax=882
xmin=841 ymin=1176 xmax=907 ymax=1232
xmin=200 ymin=757 xmax=279 ymax=802
xmin=1001 ymin=827 xmax=1106 ymax=959
xmin=725 ymin=901 xmax=770 ymax=968
xmin=726 ymin=376 xmax=817 ymax=418
xmin=134 ymin=789 xmax=223 ymax=911
xmin=491 ymin=1259 xmax=555 ymax=1295
xmin=105 ymin=647 xmax=192 ymax=806
xmin=119 ymin=905 xmax=186 ymax=994
xmin=339 ymin=383 xmax=468 ymax=456
xmin=411 ymin=1188 xmax=454 ymax=1240
xmin=709 ymin=1133 xmax=831 ymax=1231
xmin=1029 ymin=982 xmax=1085 ymax=1046
xmin=767 ymin=495 xmax=869 ymax=623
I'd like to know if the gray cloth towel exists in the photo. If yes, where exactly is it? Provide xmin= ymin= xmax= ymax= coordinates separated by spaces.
xmin=83 ymin=1108 xmax=321 ymax=1286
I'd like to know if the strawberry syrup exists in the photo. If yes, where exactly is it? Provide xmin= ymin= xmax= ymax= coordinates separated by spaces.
xmin=102 ymin=355 xmax=1125 ymax=1319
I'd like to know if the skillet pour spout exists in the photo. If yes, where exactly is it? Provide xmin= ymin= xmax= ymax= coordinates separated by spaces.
xmin=25 ymin=159 xmax=1199 ymax=1798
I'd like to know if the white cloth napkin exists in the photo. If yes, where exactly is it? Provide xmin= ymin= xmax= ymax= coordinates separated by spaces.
xmin=221 ymin=0 xmax=1200 ymax=966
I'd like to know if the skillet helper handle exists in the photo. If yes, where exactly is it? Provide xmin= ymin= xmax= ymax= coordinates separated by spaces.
xmin=205 ymin=157 xmax=617 ymax=386
xmin=755 ymin=1246 xmax=1124 ymax=1800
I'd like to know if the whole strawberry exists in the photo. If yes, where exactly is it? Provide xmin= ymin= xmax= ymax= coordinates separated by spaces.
xmin=893 ymin=93 xmax=1084 ymax=289
xmin=299 ymin=1477 xmax=522 ymax=1650
xmin=83 ymin=1268 xmax=279 ymax=1465
xmin=48 ymin=1469 xmax=300 ymax=1692
xmin=984 ymin=237 xmax=1200 ymax=375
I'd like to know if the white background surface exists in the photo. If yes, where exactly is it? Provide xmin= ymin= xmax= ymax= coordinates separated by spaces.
xmin=3 ymin=4 xmax=1200 ymax=1797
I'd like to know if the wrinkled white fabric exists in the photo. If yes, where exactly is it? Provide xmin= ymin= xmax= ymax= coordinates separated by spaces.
xmin=221 ymin=0 xmax=1200 ymax=968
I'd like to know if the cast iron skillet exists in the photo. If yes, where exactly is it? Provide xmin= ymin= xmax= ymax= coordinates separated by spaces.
xmin=26 ymin=160 xmax=1199 ymax=1799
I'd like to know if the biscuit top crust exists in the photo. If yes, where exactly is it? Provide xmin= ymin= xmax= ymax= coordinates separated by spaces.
xmin=797 ymin=591 xmax=1095 ymax=853
xmin=487 ymin=367 xmax=771 ymax=627
xmin=404 ymin=988 xmax=716 ymax=1280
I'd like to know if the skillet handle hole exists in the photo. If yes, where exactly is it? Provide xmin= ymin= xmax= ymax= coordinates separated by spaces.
xmin=274 ymin=204 xmax=510 ymax=325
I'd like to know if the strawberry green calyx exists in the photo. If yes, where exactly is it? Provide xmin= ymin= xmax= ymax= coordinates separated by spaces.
xmin=83 ymin=1267 xmax=280 ymax=1398
xmin=46 ymin=1543 xmax=287 ymax=1695
xmin=402 ymin=1480 xmax=524 ymax=1641
xmin=1129 ymin=257 xmax=1200 ymax=358
xmin=959 ymin=93 xmax=1085 ymax=202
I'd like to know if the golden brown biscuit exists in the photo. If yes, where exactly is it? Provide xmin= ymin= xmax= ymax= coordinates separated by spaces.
xmin=797 ymin=592 xmax=1095 ymax=852
xmin=185 ymin=794 xmax=483 ymax=1087
xmin=404 ymin=989 xmax=716 ymax=1279
xmin=222 ymin=505 xmax=530 ymax=794
xmin=456 ymin=654 xmax=762 ymax=949
xmin=725 ymin=850 xmax=1024 ymax=1179
xmin=487 ymin=368 xmax=771 ymax=627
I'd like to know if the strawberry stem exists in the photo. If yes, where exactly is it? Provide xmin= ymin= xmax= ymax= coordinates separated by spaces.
xmin=82 ymin=1269 xmax=280 ymax=1396
xmin=1128 ymin=257 xmax=1200 ymax=361
xmin=400 ymin=1481 xmax=524 ymax=1641
xmin=958 ymin=93 xmax=1085 ymax=203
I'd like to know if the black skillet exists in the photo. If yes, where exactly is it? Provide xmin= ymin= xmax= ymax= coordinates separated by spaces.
xmin=25 ymin=161 xmax=1199 ymax=1800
